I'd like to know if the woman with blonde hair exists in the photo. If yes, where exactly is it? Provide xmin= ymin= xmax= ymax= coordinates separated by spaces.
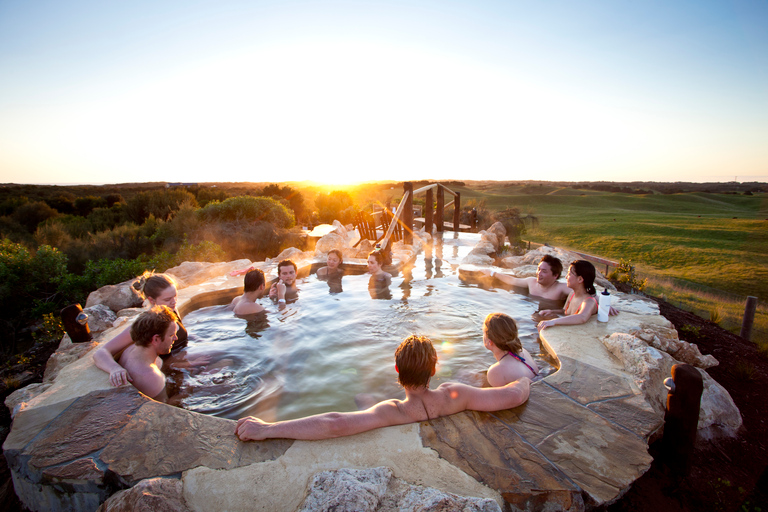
xmin=483 ymin=312 xmax=539 ymax=386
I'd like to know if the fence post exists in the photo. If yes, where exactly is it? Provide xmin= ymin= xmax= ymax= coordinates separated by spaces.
xmin=425 ymin=187 xmax=433 ymax=235
xmin=453 ymin=192 xmax=461 ymax=232
xmin=403 ymin=182 xmax=413 ymax=245
xmin=436 ymin=185 xmax=445 ymax=233
xmin=740 ymin=296 xmax=758 ymax=341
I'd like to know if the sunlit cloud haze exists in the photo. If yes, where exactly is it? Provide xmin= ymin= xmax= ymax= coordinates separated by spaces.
xmin=1 ymin=0 xmax=766 ymax=185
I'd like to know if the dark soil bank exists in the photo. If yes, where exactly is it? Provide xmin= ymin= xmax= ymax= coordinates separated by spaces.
xmin=1 ymin=296 xmax=767 ymax=511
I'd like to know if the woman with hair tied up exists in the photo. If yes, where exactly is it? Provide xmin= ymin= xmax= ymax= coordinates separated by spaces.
xmin=94 ymin=271 xmax=209 ymax=389
xmin=536 ymin=260 xmax=599 ymax=331
xmin=483 ymin=313 xmax=539 ymax=386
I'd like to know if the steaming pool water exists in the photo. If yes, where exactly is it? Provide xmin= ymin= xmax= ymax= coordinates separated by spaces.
xmin=175 ymin=242 xmax=557 ymax=421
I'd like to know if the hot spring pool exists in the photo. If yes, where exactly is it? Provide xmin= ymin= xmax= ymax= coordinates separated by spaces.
xmin=175 ymin=248 xmax=556 ymax=421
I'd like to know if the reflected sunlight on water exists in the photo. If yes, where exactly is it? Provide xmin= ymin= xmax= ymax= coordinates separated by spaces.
xmin=178 ymin=248 xmax=554 ymax=421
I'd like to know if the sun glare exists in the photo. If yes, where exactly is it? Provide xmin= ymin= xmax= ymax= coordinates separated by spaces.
xmin=30 ymin=40 xmax=724 ymax=184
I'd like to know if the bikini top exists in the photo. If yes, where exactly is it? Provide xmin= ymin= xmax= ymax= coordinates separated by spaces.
xmin=500 ymin=351 xmax=538 ymax=377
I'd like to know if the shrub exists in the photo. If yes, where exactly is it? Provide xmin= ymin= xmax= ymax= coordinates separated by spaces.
xmin=315 ymin=191 xmax=354 ymax=224
xmin=710 ymin=306 xmax=724 ymax=325
xmin=125 ymin=189 xmax=198 ymax=224
xmin=197 ymin=196 xmax=295 ymax=228
xmin=74 ymin=195 xmax=107 ymax=217
xmin=11 ymin=201 xmax=60 ymax=232
xmin=608 ymin=259 xmax=648 ymax=292
xmin=0 ymin=240 xmax=69 ymax=353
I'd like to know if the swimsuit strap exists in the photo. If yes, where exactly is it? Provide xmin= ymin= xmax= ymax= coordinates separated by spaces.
xmin=501 ymin=351 xmax=538 ymax=376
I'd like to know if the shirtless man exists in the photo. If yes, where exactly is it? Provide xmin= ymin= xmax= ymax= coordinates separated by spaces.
xmin=268 ymin=259 xmax=298 ymax=308
xmin=235 ymin=334 xmax=531 ymax=441
xmin=229 ymin=268 xmax=266 ymax=315
xmin=116 ymin=306 xmax=177 ymax=402
xmin=481 ymin=255 xmax=570 ymax=302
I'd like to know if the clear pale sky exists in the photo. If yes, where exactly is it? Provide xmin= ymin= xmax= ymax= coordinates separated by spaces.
xmin=1 ymin=0 xmax=766 ymax=185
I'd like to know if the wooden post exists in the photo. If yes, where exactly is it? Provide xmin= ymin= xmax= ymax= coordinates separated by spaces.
xmin=453 ymin=192 xmax=461 ymax=232
xmin=403 ymin=182 xmax=414 ymax=244
xmin=425 ymin=187 xmax=434 ymax=235
xmin=436 ymin=185 xmax=445 ymax=233
xmin=740 ymin=296 xmax=758 ymax=341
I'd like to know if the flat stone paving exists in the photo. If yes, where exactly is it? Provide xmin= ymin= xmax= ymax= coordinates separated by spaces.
xmin=4 ymin=236 xmax=672 ymax=512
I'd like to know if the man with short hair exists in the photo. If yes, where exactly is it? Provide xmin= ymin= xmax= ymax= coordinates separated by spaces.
xmin=482 ymin=255 xmax=570 ymax=302
xmin=117 ymin=305 xmax=178 ymax=402
xmin=230 ymin=268 xmax=266 ymax=315
xmin=269 ymin=259 xmax=299 ymax=307
xmin=235 ymin=335 xmax=530 ymax=441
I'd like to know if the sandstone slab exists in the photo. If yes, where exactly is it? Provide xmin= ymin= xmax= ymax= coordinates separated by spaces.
xmin=493 ymin=384 xmax=653 ymax=507
xmin=100 ymin=401 xmax=292 ymax=484
xmin=420 ymin=409 xmax=584 ymax=511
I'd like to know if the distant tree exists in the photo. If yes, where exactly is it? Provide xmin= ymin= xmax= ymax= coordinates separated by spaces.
xmin=45 ymin=194 xmax=76 ymax=214
xmin=74 ymin=195 xmax=107 ymax=217
xmin=125 ymin=189 xmax=198 ymax=224
xmin=0 ymin=196 xmax=29 ymax=216
xmin=262 ymin=185 xmax=306 ymax=222
xmin=195 ymin=187 xmax=230 ymax=208
xmin=11 ymin=201 xmax=60 ymax=233
xmin=315 ymin=191 xmax=355 ymax=224
xmin=105 ymin=193 xmax=125 ymax=207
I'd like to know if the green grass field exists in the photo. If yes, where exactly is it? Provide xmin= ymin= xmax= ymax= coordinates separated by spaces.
xmin=452 ymin=184 xmax=768 ymax=348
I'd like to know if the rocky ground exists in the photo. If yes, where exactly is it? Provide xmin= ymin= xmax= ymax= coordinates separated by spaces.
xmin=1 ymin=293 xmax=766 ymax=512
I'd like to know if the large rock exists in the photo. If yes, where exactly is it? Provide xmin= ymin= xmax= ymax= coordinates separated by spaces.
xmin=85 ymin=281 xmax=143 ymax=312
xmin=43 ymin=341 xmax=99 ymax=384
xmin=629 ymin=324 xmax=718 ymax=369
xmin=315 ymin=232 xmax=347 ymax=254
xmin=461 ymin=239 xmax=496 ymax=266
xmin=486 ymin=222 xmax=506 ymax=246
xmin=165 ymin=259 xmax=252 ymax=288
xmin=97 ymin=477 xmax=189 ymax=512
xmin=82 ymin=304 xmax=117 ymax=335
xmin=600 ymin=332 xmax=741 ymax=434
xmin=331 ymin=220 xmax=348 ymax=239
xmin=299 ymin=467 xmax=501 ymax=512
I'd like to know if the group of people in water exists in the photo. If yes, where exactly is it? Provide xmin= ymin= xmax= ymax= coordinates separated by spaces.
xmin=94 ymin=249 xmax=611 ymax=441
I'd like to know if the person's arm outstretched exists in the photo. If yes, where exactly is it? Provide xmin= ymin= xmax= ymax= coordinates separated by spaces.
xmin=481 ymin=269 xmax=530 ymax=288
xmin=236 ymin=399 xmax=410 ymax=441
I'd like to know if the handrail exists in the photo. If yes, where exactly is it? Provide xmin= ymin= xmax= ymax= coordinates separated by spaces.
xmin=439 ymin=183 xmax=458 ymax=197
xmin=413 ymin=183 xmax=437 ymax=195
xmin=380 ymin=190 xmax=410 ymax=248
xmin=413 ymin=183 xmax=458 ymax=198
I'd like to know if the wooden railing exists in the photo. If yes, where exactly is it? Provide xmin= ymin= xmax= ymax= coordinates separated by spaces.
xmin=376 ymin=182 xmax=465 ymax=249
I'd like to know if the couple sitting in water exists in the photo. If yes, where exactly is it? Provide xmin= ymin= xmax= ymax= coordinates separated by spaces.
xmin=236 ymin=317 xmax=533 ymax=441
xmin=94 ymin=273 xmax=209 ymax=401
xmin=481 ymin=255 xmax=616 ymax=331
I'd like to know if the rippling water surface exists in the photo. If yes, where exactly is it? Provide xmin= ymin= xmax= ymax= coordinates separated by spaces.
xmin=178 ymin=239 xmax=555 ymax=421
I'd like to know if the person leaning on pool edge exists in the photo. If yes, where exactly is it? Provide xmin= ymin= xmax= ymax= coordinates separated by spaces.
xmin=481 ymin=255 xmax=570 ymax=303
xmin=235 ymin=335 xmax=531 ymax=441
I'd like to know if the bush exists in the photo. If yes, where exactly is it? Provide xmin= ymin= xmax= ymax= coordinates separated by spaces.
xmin=74 ymin=195 xmax=107 ymax=217
xmin=125 ymin=189 xmax=198 ymax=224
xmin=0 ymin=240 xmax=68 ymax=353
xmin=315 ymin=191 xmax=354 ymax=224
xmin=197 ymin=196 xmax=295 ymax=228
xmin=608 ymin=259 xmax=648 ymax=292
xmin=11 ymin=201 xmax=60 ymax=232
